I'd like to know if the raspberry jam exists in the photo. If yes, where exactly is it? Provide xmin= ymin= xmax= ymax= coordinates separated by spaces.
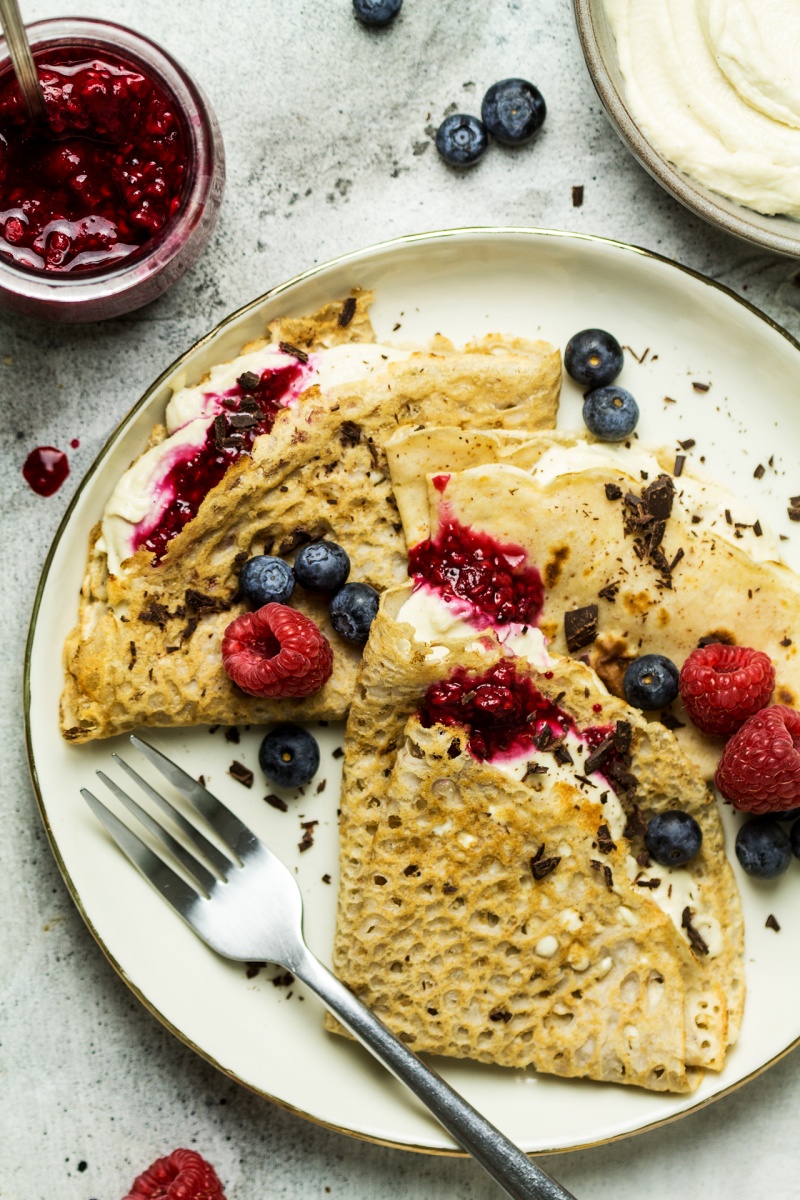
xmin=408 ymin=515 xmax=544 ymax=626
xmin=133 ymin=362 xmax=306 ymax=563
xmin=22 ymin=445 xmax=69 ymax=495
xmin=0 ymin=49 xmax=188 ymax=273
xmin=419 ymin=659 xmax=621 ymax=775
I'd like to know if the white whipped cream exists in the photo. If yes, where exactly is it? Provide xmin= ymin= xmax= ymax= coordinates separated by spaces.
xmin=604 ymin=0 xmax=800 ymax=217
xmin=630 ymin=860 xmax=723 ymax=958
xmin=102 ymin=341 xmax=409 ymax=575
xmin=529 ymin=441 xmax=782 ymax=564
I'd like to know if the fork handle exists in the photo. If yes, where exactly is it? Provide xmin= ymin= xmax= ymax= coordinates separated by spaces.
xmin=289 ymin=947 xmax=577 ymax=1200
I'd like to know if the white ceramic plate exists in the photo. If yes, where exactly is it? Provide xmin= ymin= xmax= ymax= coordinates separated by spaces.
xmin=25 ymin=229 xmax=800 ymax=1155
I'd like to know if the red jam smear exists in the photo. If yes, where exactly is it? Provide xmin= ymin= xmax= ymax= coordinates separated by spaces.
xmin=408 ymin=514 xmax=544 ymax=626
xmin=134 ymin=362 xmax=305 ymax=563
xmin=419 ymin=660 xmax=621 ymax=780
xmin=0 ymin=49 xmax=188 ymax=273
xmin=22 ymin=445 xmax=69 ymax=495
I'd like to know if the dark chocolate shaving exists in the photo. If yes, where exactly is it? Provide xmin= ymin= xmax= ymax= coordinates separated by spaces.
xmin=237 ymin=370 xmax=261 ymax=391
xmin=598 ymin=581 xmax=620 ymax=602
xmin=265 ymin=793 xmax=288 ymax=812
xmin=530 ymin=844 xmax=561 ymax=880
xmin=754 ymin=463 xmax=765 ymax=480
xmin=692 ymin=381 xmax=710 ymax=392
xmin=590 ymin=860 xmax=614 ymax=890
xmin=447 ymin=737 xmax=462 ymax=758
xmin=278 ymin=340 xmax=309 ymax=363
xmin=138 ymin=600 xmax=171 ymax=629
xmin=613 ymin=720 xmax=632 ymax=755
xmin=637 ymin=877 xmax=661 ymax=889
xmin=766 ymin=913 xmax=781 ymax=932
xmin=596 ymin=823 xmax=616 ymax=854
xmin=623 ymin=804 xmax=648 ymax=840
xmin=678 ymin=438 xmax=695 ymax=450
xmin=604 ymin=482 xmax=623 ymax=501
xmin=552 ymin=742 xmax=574 ymax=766
xmin=224 ymin=726 xmax=240 ymax=744
xmin=229 ymin=761 xmax=254 ymax=788
xmin=339 ymin=420 xmax=362 ymax=447
xmin=571 ymin=185 xmax=584 ymax=207
xmin=584 ymin=736 xmax=614 ymax=775
xmin=564 ymin=604 xmax=598 ymax=652
xmin=338 ymin=296 xmax=357 ymax=327
xmin=299 ymin=819 xmax=318 ymax=853
xmin=681 ymin=906 xmax=709 ymax=956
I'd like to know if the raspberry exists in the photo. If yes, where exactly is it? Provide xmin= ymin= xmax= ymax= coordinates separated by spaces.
xmin=122 ymin=1148 xmax=226 ymax=1200
xmin=222 ymin=603 xmax=333 ymax=698
xmin=715 ymin=705 xmax=800 ymax=813
xmin=679 ymin=643 xmax=774 ymax=736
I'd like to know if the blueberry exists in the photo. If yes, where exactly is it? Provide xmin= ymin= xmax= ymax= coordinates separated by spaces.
xmin=481 ymin=78 xmax=546 ymax=146
xmin=777 ymin=806 xmax=800 ymax=823
xmin=435 ymin=114 xmax=488 ymax=168
xmin=623 ymin=654 xmax=680 ymax=710
xmin=735 ymin=818 xmax=792 ymax=879
xmin=259 ymin=724 xmax=320 ymax=789
xmin=330 ymin=582 xmax=380 ymax=643
xmin=353 ymin=0 xmax=402 ymax=25
xmin=645 ymin=810 xmax=703 ymax=868
xmin=294 ymin=540 xmax=350 ymax=592
xmin=239 ymin=556 xmax=294 ymax=608
xmin=565 ymin=328 xmax=624 ymax=387
xmin=583 ymin=385 xmax=639 ymax=441
xmin=791 ymin=818 xmax=800 ymax=859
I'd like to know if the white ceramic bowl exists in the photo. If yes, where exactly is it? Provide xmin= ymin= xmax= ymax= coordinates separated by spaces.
xmin=573 ymin=0 xmax=800 ymax=258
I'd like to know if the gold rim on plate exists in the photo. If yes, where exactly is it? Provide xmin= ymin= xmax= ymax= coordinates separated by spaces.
xmin=23 ymin=225 xmax=800 ymax=1156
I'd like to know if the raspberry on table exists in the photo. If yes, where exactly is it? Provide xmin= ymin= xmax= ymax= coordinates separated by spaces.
xmin=715 ymin=704 xmax=800 ymax=813
xmin=679 ymin=642 xmax=775 ymax=736
xmin=123 ymin=1148 xmax=226 ymax=1200
xmin=222 ymin=603 xmax=333 ymax=699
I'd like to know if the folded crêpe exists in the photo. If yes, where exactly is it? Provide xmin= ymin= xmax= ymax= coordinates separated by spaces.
xmin=386 ymin=426 xmax=800 ymax=777
xmin=61 ymin=295 xmax=561 ymax=742
xmin=330 ymin=589 xmax=743 ymax=1092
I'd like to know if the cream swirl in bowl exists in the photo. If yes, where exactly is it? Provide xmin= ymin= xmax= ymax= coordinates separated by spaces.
xmin=605 ymin=0 xmax=800 ymax=218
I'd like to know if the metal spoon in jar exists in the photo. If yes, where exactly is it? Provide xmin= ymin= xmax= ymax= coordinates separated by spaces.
xmin=0 ymin=0 xmax=46 ymax=122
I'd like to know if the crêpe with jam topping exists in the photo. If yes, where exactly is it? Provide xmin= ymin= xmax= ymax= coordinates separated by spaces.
xmin=60 ymin=294 xmax=561 ymax=742
xmin=328 ymin=586 xmax=743 ymax=1092
xmin=385 ymin=425 xmax=800 ymax=778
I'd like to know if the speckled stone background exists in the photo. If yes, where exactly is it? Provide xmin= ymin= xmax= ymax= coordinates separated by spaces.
xmin=3 ymin=2 xmax=800 ymax=1197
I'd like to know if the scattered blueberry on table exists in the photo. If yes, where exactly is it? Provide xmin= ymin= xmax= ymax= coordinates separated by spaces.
xmin=259 ymin=724 xmax=320 ymax=788
xmin=481 ymin=78 xmax=546 ymax=145
xmin=583 ymin=384 xmax=639 ymax=441
xmin=623 ymin=655 xmax=679 ymax=710
xmin=330 ymin=582 xmax=380 ymax=642
xmin=435 ymin=114 xmax=489 ymax=168
xmin=239 ymin=556 xmax=295 ymax=607
xmin=735 ymin=819 xmax=792 ymax=878
xmin=353 ymin=0 xmax=402 ymax=27
xmin=565 ymin=328 xmax=624 ymax=387
xmin=645 ymin=810 xmax=703 ymax=868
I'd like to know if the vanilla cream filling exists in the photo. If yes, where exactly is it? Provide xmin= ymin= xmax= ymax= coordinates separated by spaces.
xmin=102 ymin=341 xmax=410 ymax=576
xmin=604 ymin=0 xmax=800 ymax=218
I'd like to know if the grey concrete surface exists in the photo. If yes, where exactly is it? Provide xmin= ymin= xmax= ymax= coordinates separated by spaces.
xmin=3 ymin=2 xmax=800 ymax=1197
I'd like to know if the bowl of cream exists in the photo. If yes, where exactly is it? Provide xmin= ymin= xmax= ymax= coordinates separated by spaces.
xmin=574 ymin=0 xmax=800 ymax=257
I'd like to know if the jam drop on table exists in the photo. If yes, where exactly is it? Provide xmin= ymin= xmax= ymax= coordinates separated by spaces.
xmin=0 ymin=48 xmax=189 ymax=273
xmin=23 ymin=445 xmax=69 ymax=496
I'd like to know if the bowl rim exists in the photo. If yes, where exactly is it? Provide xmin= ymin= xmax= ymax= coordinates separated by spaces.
xmin=572 ymin=0 xmax=800 ymax=259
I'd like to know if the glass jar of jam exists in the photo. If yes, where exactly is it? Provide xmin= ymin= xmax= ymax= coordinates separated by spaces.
xmin=0 ymin=18 xmax=225 ymax=321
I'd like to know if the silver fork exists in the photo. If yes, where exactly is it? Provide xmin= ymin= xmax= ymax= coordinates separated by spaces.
xmin=82 ymin=735 xmax=577 ymax=1200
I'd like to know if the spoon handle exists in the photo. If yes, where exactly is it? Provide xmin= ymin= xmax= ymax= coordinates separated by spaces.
xmin=0 ymin=0 xmax=46 ymax=122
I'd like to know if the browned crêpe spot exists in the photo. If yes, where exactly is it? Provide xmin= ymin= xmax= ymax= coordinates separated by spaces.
xmin=656 ymin=607 xmax=671 ymax=628
xmin=623 ymin=590 xmax=656 ymax=615
xmin=544 ymin=544 xmax=570 ymax=589
xmin=591 ymin=634 xmax=635 ymax=699
xmin=777 ymin=686 xmax=797 ymax=705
